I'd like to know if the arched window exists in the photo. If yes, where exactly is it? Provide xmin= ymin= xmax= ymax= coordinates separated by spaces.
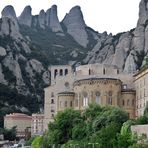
xmin=127 ymin=99 xmax=130 ymax=106
xmin=54 ymin=69 xmax=58 ymax=78
xmin=75 ymin=99 xmax=78 ymax=107
xmin=75 ymin=94 xmax=78 ymax=107
xmin=83 ymin=92 xmax=88 ymax=107
xmin=65 ymin=69 xmax=68 ymax=75
xmin=60 ymin=101 xmax=63 ymax=108
xmin=95 ymin=91 xmax=101 ymax=104
xmin=60 ymin=69 xmax=63 ymax=76
xmin=65 ymin=101 xmax=67 ymax=107
xmin=108 ymin=91 xmax=112 ymax=105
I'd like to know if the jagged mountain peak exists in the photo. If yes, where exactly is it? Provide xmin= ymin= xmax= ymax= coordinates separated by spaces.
xmin=0 ymin=0 xmax=148 ymax=116
xmin=63 ymin=5 xmax=84 ymax=24
xmin=69 ymin=5 xmax=81 ymax=12
xmin=137 ymin=0 xmax=148 ymax=26
xmin=18 ymin=5 xmax=32 ymax=27
xmin=46 ymin=4 xmax=63 ymax=32
xmin=51 ymin=4 xmax=57 ymax=9
xmin=1 ymin=5 xmax=17 ymax=20
xmin=62 ymin=5 xmax=88 ymax=47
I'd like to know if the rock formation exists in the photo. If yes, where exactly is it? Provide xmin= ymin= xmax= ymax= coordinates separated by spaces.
xmin=62 ymin=6 xmax=88 ymax=47
xmin=18 ymin=6 xmax=32 ymax=27
xmin=0 ymin=0 xmax=148 ymax=112
xmin=38 ymin=10 xmax=46 ymax=29
xmin=48 ymin=5 xmax=63 ymax=32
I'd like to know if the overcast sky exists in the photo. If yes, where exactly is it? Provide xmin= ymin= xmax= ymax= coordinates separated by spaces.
xmin=0 ymin=0 xmax=141 ymax=35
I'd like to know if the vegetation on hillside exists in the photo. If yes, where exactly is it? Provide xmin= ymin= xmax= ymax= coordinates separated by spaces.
xmin=19 ymin=25 xmax=89 ymax=65
xmin=0 ymin=84 xmax=39 ymax=128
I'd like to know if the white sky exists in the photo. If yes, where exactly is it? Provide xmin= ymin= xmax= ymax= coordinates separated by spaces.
xmin=0 ymin=0 xmax=141 ymax=35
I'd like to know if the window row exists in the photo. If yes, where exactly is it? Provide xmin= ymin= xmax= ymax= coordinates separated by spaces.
xmin=54 ymin=69 xmax=68 ymax=78
xmin=59 ymin=101 xmax=73 ymax=108
xmin=75 ymin=96 xmax=113 ymax=107
xmin=122 ymin=99 xmax=134 ymax=106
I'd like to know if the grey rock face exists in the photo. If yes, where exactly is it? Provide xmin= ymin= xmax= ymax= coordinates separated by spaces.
xmin=0 ymin=17 xmax=21 ymax=39
xmin=44 ymin=5 xmax=63 ymax=32
xmin=21 ymin=41 xmax=31 ymax=53
xmin=137 ymin=0 xmax=148 ymax=26
xmin=62 ymin=6 xmax=88 ymax=47
xmin=1 ymin=6 xmax=20 ymax=38
xmin=0 ymin=47 xmax=7 ymax=56
xmin=18 ymin=6 xmax=32 ymax=27
xmin=38 ymin=10 xmax=46 ymax=29
xmin=1 ymin=5 xmax=17 ymax=20
xmin=42 ymin=71 xmax=50 ymax=85
xmin=48 ymin=5 xmax=63 ymax=32
xmin=83 ymin=39 xmax=102 ymax=63
xmin=29 ymin=59 xmax=44 ymax=73
xmin=112 ymin=32 xmax=132 ymax=69
xmin=0 ymin=64 xmax=7 ymax=85
xmin=144 ymin=25 xmax=148 ymax=53
xmin=132 ymin=26 xmax=145 ymax=52
xmin=123 ymin=51 xmax=137 ymax=73
xmin=3 ymin=52 xmax=25 ymax=87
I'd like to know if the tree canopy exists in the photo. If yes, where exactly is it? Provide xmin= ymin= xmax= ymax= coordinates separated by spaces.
xmin=31 ymin=104 xmax=148 ymax=148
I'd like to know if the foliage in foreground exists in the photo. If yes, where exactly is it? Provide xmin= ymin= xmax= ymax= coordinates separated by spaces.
xmin=32 ymin=104 xmax=148 ymax=148
xmin=0 ymin=126 xmax=17 ymax=141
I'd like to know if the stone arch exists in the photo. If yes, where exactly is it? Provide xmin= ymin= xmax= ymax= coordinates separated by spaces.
xmin=60 ymin=69 xmax=63 ymax=76
xmin=108 ymin=91 xmax=112 ymax=105
xmin=54 ymin=69 xmax=58 ymax=78
xmin=75 ymin=93 xmax=79 ymax=107
xmin=65 ymin=69 xmax=68 ymax=75
xmin=95 ymin=91 xmax=101 ymax=104
xmin=82 ymin=91 xmax=88 ymax=107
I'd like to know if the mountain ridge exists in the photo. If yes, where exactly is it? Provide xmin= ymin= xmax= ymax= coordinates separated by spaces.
xmin=0 ymin=0 xmax=148 ymax=126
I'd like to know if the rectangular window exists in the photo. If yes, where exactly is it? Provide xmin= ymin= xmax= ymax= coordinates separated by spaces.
xmin=108 ymin=97 xmax=112 ymax=105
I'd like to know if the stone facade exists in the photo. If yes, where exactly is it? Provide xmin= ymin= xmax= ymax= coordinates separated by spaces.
xmin=131 ymin=125 xmax=148 ymax=137
xmin=4 ymin=113 xmax=31 ymax=138
xmin=44 ymin=63 xmax=136 ymax=130
xmin=31 ymin=114 xmax=44 ymax=136
xmin=134 ymin=67 xmax=148 ymax=117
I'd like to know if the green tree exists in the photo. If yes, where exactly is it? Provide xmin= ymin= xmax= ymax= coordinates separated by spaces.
xmin=115 ymin=120 xmax=137 ymax=148
xmin=143 ymin=56 xmax=148 ymax=67
xmin=47 ymin=108 xmax=83 ymax=144
xmin=32 ymin=136 xmax=43 ymax=148
xmin=3 ymin=126 xmax=17 ymax=141
xmin=40 ymin=104 xmax=132 ymax=147
xmin=91 ymin=122 xmax=120 ymax=148
xmin=92 ymin=107 xmax=128 ymax=132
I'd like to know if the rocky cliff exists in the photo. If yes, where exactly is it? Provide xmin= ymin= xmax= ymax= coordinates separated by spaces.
xmin=0 ymin=0 xmax=147 ymax=117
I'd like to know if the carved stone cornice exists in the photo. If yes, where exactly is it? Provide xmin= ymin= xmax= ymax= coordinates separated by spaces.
xmin=74 ymin=78 xmax=121 ymax=87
